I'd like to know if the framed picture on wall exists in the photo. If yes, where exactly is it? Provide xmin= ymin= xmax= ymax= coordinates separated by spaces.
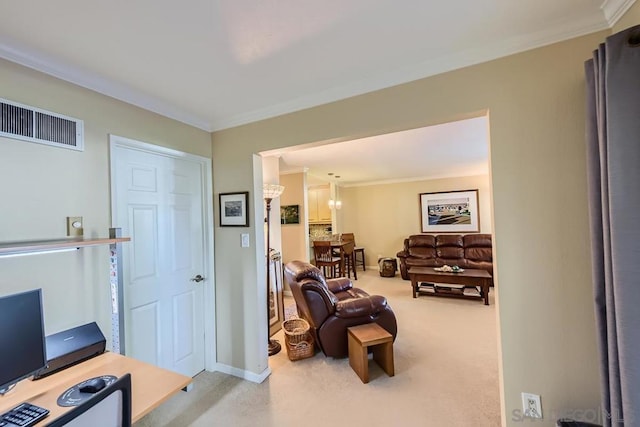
xmin=280 ymin=204 xmax=300 ymax=224
xmin=420 ymin=189 xmax=479 ymax=233
xmin=219 ymin=191 xmax=249 ymax=227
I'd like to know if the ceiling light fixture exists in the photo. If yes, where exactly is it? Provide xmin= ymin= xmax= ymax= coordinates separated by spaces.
xmin=328 ymin=176 xmax=342 ymax=210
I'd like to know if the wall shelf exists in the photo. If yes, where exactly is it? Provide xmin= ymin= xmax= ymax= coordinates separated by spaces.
xmin=0 ymin=229 xmax=130 ymax=355
xmin=0 ymin=236 xmax=131 ymax=256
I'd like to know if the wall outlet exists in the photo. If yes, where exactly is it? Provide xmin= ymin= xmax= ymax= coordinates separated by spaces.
xmin=521 ymin=392 xmax=542 ymax=419
xmin=66 ymin=216 xmax=83 ymax=237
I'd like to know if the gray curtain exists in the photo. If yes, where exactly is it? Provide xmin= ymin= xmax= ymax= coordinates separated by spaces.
xmin=585 ymin=25 xmax=640 ymax=427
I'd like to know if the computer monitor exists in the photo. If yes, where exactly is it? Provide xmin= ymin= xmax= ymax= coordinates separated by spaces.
xmin=0 ymin=289 xmax=47 ymax=394
xmin=47 ymin=373 xmax=132 ymax=427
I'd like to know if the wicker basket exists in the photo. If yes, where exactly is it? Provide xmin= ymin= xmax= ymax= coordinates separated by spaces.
xmin=282 ymin=317 xmax=314 ymax=361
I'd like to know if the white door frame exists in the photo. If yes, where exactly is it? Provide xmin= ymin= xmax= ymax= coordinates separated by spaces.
xmin=109 ymin=134 xmax=217 ymax=372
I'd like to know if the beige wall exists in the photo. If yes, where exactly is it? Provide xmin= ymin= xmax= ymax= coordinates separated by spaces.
xmin=212 ymin=29 xmax=616 ymax=425
xmin=3 ymin=8 xmax=639 ymax=422
xmin=337 ymin=174 xmax=492 ymax=266
xmin=615 ymin=2 xmax=640 ymax=31
xmin=0 ymin=58 xmax=211 ymax=347
xmin=279 ymin=172 xmax=309 ymax=267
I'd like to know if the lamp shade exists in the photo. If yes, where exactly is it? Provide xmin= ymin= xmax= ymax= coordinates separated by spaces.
xmin=263 ymin=184 xmax=284 ymax=200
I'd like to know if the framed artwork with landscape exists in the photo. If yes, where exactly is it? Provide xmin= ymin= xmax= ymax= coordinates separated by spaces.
xmin=420 ymin=189 xmax=479 ymax=233
xmin=280 ymin=204 xmax=300 ymax=224
xmin=219 ymin=191 xmax=249 ymax=227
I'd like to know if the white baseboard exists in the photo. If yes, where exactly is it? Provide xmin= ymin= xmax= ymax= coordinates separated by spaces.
xmin=213 ymin=362 xmax=271 ymax=384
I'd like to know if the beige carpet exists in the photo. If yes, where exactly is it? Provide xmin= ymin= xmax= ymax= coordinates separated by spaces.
xmin=136 ymin=269 xmax=501 ymax=427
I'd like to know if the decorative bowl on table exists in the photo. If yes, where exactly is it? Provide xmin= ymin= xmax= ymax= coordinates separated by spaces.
xmin=434 ymin=265 xmax=464 ymax=273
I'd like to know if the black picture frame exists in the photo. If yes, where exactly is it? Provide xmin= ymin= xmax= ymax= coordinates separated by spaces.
xmin=219 ymin=191 xmax=249 ymax=227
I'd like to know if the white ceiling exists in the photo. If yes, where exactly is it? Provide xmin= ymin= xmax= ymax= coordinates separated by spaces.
xmin=278 ymin=116 xmax=489 ymax=187
xmin=0 ymin=0 xmax=626 ymax=133
xmin=0 ymin=1 xmax=631 ymax=185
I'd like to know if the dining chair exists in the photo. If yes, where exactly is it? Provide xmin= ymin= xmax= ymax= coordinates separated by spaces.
xmin=341 ymin=233 xmax=365 ymax=271
xmin=313 ymin=240 xmax=342 ymax=278
xmin=341 ymin=240 xmax=357 ymax=280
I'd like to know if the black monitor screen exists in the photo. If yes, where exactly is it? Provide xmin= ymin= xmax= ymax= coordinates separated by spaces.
xmin=0 ymin=289 xmax=46 ymax=392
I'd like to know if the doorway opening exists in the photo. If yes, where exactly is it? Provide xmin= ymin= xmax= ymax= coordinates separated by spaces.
xmin=256 ymin=114 xmax=500 ymax=423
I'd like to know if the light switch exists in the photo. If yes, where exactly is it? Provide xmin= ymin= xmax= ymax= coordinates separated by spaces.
xmin=241 ymin=233 xmax=250 ymax=248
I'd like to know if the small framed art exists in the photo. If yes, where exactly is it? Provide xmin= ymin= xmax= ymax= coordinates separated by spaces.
xmin=219 ymin=191 xmax=249 ymax=227
xmin=280 ymin=204 xmax=300 ymax=224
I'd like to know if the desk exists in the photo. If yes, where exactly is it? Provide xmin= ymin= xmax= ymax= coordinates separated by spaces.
xmin=0 ymin=352 xmax=192 ymax=424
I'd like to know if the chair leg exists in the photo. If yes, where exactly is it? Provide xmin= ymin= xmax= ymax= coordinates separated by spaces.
xmin=351 ymin=254 xmax=357 ymax=280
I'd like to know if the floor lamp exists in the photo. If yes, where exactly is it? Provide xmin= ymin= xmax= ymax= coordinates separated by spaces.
xmin=263 ymin=183 xmax=284 ymax=356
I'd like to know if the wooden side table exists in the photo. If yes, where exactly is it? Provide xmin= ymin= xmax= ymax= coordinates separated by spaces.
xmin=347 ymin=323 xmax=394 ymax=383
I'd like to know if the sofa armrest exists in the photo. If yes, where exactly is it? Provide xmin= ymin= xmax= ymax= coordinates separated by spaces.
xmin=396 ymin=250 xmax=408 ymax=258
xmin=326 ymin=277 xmax=353 ymax=293
xmin=334 ymin=295 xmax=388 ymax=319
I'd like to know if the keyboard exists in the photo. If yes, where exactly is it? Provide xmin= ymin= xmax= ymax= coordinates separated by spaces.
xmin=0 ymin=402 xmax=49 ymax=427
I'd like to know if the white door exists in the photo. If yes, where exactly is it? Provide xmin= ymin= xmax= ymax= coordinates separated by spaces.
xmin=110 ymin=137 xmax=207 ymax=377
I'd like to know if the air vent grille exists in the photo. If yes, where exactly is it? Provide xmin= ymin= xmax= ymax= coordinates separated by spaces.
xmin=0 ymin=98 xmax=83 ymax=151
xmin=1 ymin=103 xmax=34 ymax=138
xmin=35 ymin=112 xmax=77 ymax=146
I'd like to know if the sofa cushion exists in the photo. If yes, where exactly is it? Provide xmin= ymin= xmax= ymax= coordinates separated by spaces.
xmin=408 ymin=235 xmax=436 ymax=259
xmin=405 ymin=257 xmax=440 ymax=268
xmin=464 ymin=234 xmax=492 ymax=262
xmin=289 ymin=260 xmax=327 ymax=285
xmin=465 ymin=247 xmax=492 ymax=262
xmin=436 ymin=235 xmax=464 ymax=259
xmin=464 ymin=234 xmax=492 ymax=248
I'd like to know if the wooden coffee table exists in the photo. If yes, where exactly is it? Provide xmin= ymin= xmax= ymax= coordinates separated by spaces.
xmin=407 ymin=267 xmax=492 ymax=305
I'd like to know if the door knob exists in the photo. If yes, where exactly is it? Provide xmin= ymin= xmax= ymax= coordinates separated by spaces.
xmin=190 ymin=274 xmax=205 ymax=283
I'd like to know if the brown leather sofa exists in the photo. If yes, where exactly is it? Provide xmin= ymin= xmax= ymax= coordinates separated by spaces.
xmin=396 ymin=234 xmax=493 ymax=283
xmin=283 ymin=260 xmax=397 ymax=358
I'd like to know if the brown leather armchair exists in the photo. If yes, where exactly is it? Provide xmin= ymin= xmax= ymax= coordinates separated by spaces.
xmin=283 ymin=260 xmax=397 ymax=358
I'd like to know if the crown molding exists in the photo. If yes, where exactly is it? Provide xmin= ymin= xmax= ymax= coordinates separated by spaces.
xmin=279 ymin=167 xmax=308 ymax=175
xmin=210 ymin=16 xmax=610 ymax=131
xmin=342 ymin=171 xmax=490 ymax=188
xmin=601 ymin=0 xmax=637 ymax=26
xmin=1 ymin=11 xmax=614 ymax=133
xmin=0 ymin=42 xmax=213 ymax=132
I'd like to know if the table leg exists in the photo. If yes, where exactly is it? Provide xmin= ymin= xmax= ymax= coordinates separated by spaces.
xmin=373 ymin=341 xmax=394 ymax=377
xmin=482 ymin=280 xmax=490 ymax=305
xmin=348 ymin=333 xmax=369 ymax=383
xmin=411 ymin=277 xmax=418 ymax=298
